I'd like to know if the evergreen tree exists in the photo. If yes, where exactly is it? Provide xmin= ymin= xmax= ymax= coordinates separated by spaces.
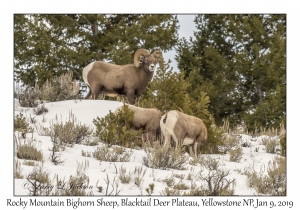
xmin=141 ymin=51 xmax=210 ymax=119
xmin=176 ymin=14 xmax=286 ymax=130
xmin=141 ymin=51 xmax=188 ymax=113
xmin=14 ymin=14 xmax=179 ymax=87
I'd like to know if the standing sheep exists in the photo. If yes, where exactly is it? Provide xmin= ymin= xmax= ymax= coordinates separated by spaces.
xmin=82 ymin=49 xmax=158 ymax=105
xmin=114 ymin=105 xmax=163 ymax=142
xmin=160 ymin=110 xmax=207 ymax=157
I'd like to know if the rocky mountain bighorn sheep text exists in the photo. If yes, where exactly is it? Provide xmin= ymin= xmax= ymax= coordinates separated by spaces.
xmin=115 ymin=105 xmax=163 ymax=142
xmin=82 ymin=49 xmax=158 ymax=105
xmin=160 ymin=110 xmax=207 ymax=157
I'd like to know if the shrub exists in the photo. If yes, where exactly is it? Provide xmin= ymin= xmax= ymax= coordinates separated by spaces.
xmin=93 ymin=104 xmax=142 ymax=147
xmin=263 ymin=138 xmax=278 ymax=154
xmin=17 ymin=86 xmax=40 ymax=108
xmin=48 ymin=134 xmax=64 ymax=165
xmin=14 ymin=159 xmax=24 ymax=179
xmin=200 ymin=115 xmax=224 ymax=154
xmin=14 ymin=113 xmax=33 ymax=134
xmin=52 ymin=161 xmax=93 ymax=196
xmin=34 ymin=71 xmax=80 ymax=102
xmin=16 ymin=138 xmax=43 ymax=161
xmin=142 ymin=142 xmax=188 ymax=170
xmin=92 ymin=144 xmax=132 ymax=162
xmin=102 ymin=173 xmax=123 ymax=196
xmin=229 ymin=146 xmax=243 ymax=162
xmin=173 ymin=180 xmax=189 ymax=190
xmin=218 ymin=134 xmax=240 ymax=154
xmin=174 ymin=173 xmax=185 ymax=179
xmin=162 ymin=174 xmax=175 ymax=188
xmin=81 ymin=150 xmax=92 ymax=157
xmin=26 ymin=166 xmax=52 ymax=196
xmin=197 ymin=156 xmax=236 ymax=196
xmin=279 ymin=134 xmax=286 ymax=156
xmin=160 ymin=187 xmax=181 ymax=196
xmin=43 ymin=111 xmax=93 ymax=147
xmin=145 ymin=183 xmax=155 ymax=195
xmin=23 ymin=160 xmax=37 ymax=166
xmin=118 ymin=165 xmax=132 ymax=184
xmin=33 ymin=103 xmax=48 ymax=115
xmin=240 ymin=156 xmax=286 ymax=195
xmin=133 ymin=166 xmax=147 ymax=188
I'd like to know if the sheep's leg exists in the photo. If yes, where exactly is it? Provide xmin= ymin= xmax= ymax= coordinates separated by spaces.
xmin=126 ymin=90 xmax=136 ymax=105
xmin=163 ymin=131 xmax=171 ymax=147
xmin=170 ymin=133 xmax=179 ymax=150
xmin=84 ymin=88 xmax=92 ymax=99
xmin=92 ymin=85 xmax=102 ymax=100
xmin=193 ymin=142 xmax=198 ymax=158
xmin=188 ymin=145 xmax=194 ymax=157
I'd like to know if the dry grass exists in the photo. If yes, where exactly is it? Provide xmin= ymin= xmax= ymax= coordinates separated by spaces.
xmin=143 ymin=142 xmax=188 ymax=170
xmin=92 ymin=144 xmax=132 ymax=162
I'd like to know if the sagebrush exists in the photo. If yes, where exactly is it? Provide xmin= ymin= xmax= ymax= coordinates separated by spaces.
xmin=93 ymin=104 xmax=142 ymax=147
xmin=143 ymin=142 xmax=188 ymax=170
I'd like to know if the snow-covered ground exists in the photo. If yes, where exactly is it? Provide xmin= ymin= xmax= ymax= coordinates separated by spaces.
xmin=14 ymin=99 xmax=283 ymax=196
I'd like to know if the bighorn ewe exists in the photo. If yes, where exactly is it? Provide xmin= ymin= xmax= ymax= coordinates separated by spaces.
xmin=160 ymin=110 xmax=207 ymax=157
xmin=82 ymin=49 xmax=158 ymax=105
xmin=114 ymin=105 xmax=163 ymax=142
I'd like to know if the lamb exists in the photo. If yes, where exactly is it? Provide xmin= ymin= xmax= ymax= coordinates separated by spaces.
xmin=160 ymin=110 xmax=207 ymax=157
xmin=114 ymin=105 xmax=163 ymax=142
xmin=82 ymin=49 xmax=158 ymax=105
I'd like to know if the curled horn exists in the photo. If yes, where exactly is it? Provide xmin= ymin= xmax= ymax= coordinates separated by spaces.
xmin=134 ymin=49 xmax=150 ymax=67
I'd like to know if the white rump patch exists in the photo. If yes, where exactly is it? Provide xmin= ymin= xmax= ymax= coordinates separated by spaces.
xmin=160 ymin=111 xmax=179 ymax=146
xmin=182 ymin=137 xmax=194 ymax=145
xmin=82 ymin=62 xmax=95 ymax=86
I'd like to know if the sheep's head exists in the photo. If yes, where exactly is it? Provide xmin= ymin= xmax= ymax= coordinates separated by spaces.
xmin=134 ymin=49 xmax=159 ymax=73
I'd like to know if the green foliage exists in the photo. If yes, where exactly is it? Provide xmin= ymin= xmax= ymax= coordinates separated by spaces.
xmin=200 ymin=115 xmax=224 ymax=154
xmin=142 ymin=142 xmax=188 ymax=170
xmin=14 ymin=113 xmax=33 ymax=133
xmin=141 ymin=52 xmax=210 ymax=119
xmin=92 ymin=144 xmax=132 ymax=162
xmin=93 ymin=104 xmax=142 ymax=147
xmin=176 ymin=14 xmax=286 ymax=129
xmin=14 ymin=14 xmax=179 ymax=87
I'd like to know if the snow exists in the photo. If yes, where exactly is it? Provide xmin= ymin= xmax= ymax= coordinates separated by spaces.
xmin=14 ymin=99 xmax=283 ymax=196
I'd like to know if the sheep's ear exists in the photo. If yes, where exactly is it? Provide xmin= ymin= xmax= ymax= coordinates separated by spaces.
xmin=134 ymin=49 xmax=150 ymax=67
xmin=139 ymin=55 xmax=145 ymax=63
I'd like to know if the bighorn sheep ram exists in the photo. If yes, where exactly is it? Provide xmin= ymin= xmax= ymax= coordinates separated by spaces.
xmin=114 ymin=105 xmax=163 ymax=141
xmin=82 ymin=49 xmax=158 ymax=105
xmin=160 ymin=110 xmax=207 ymax=157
